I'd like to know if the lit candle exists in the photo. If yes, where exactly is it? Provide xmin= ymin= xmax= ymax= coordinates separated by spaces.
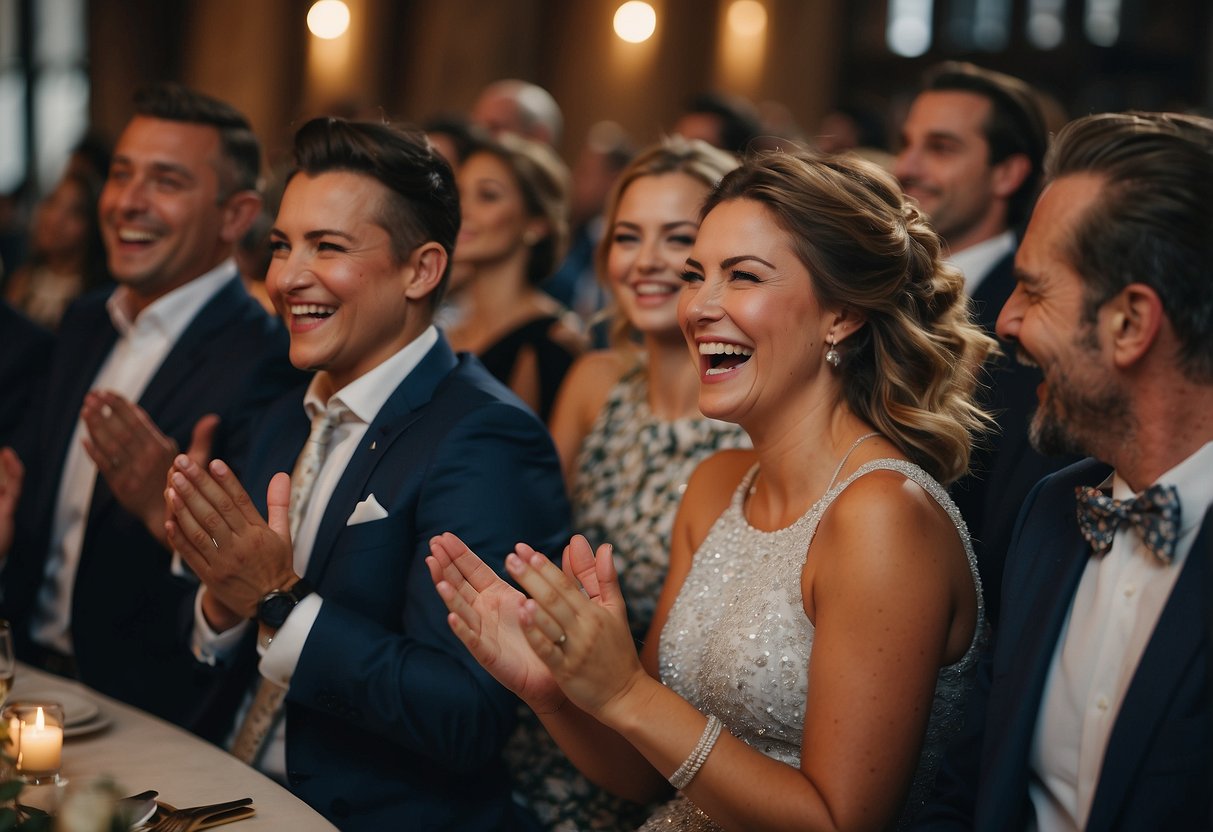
xmin=16 ymin=706 xmax=62 ymax=774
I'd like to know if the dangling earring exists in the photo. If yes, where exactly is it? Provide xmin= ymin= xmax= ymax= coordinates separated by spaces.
xmin=825 ymin=335 xmax=841 ymax=369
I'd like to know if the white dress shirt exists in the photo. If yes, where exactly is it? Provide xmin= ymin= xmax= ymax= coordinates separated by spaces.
xmin=192 ymin=325 xmax=438 ymax=781
xmin=948 ymin=229 xmax=1016 ymax=297
xmin=1028 ymin=440 xmax=1213 ymax=830
xmin=30 ymin=261 xmax=238 ymax=654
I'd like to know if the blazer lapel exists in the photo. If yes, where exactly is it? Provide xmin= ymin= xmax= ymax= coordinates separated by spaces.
xmin=1085 ymin=506 xmax=1213 ymax=830
xmin=987 ymin=525 xmax=1092 ymax=809
xmin=134 ymin=276 xmax=247 ymax=418
xmin=304 ymin=336 xmax=459 ymax=585
xmin=87 ymin=276 xmax=247 ymax=522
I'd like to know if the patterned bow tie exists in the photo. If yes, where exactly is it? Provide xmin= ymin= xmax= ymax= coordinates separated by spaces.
xmin=1075 ymin=483 xmax=1182 ymax=564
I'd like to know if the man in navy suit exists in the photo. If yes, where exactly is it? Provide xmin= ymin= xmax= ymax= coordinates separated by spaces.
xmin=895 ymin=62 xmax=1075 ymax=625
xmin=0 ymin=84 xmax=296 ymax=731
xmin=914 ymin=111 xmax=1213 ymax=829
xmin=166 ymin=118 xmax=569 ymax=831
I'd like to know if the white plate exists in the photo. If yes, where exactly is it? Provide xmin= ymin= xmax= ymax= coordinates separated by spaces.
xmin=63 ymin=713 xmax=110 ymax=739
xmin=13 ymin=689 xmax=101 ymax=727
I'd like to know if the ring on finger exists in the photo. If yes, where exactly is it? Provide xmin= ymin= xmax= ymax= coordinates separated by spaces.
xmin=210 ymin=537 xmax=220 ymax=550
xmin=557 ymin=633 xmax=567 ymax=646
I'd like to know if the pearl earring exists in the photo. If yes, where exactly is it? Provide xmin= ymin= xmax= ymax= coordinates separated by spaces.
xmin=825 ymin=335 xmax=841 ymax=368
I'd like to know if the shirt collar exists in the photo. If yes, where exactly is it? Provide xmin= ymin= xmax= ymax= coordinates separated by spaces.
xmin=302 ymin=325 xmax=440 ymax=425
xmin=1111 ymin=439 xmax=1213 ymax=536
xmin=106 ymin=259 xmax=238 ymax=340
xmin=948 ymin=230 xmax=1017 ymax=295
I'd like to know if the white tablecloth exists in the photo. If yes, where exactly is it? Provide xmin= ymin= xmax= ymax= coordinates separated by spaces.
xmin=10 ymin=662 xmax=338 ymax=830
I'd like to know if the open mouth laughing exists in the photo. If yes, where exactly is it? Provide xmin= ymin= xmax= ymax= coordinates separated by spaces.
xmin=699 ymin=341 xmax=754 ymax=376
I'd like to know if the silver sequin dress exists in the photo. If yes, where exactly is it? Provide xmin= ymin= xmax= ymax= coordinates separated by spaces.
xmin=641 ymin=459 xmax=987 ymax=831
xmin=505 ymin=361 xmax=749 ymax=832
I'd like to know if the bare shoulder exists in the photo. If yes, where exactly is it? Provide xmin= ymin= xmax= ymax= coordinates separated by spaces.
xmin=546 ymin=313 xmax=589 ymax=356
xmin=555 ymin=350 xmax=630 ymax=423
xmin=812 ymin=467 xmax=964 ymax=598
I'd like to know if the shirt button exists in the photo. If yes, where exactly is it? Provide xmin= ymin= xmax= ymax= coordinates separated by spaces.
xmin=1123 ymin=583 xmax=1137 ymax=598
xmin=1096 ymin=695 xmax=1109 ymax=711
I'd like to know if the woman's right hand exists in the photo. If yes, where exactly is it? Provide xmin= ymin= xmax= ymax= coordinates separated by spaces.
xmin=427 ymin=532 xmax=568 ymax=714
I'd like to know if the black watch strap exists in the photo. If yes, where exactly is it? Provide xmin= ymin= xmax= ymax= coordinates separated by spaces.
xmin=256 ymin=577 xmax=315 ymax=628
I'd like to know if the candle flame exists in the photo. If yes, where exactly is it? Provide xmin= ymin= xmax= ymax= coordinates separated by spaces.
xmin=34 ymin=706 xmax=44 ymax=730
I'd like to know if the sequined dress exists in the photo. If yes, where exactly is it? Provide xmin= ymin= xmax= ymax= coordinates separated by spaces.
xmin=641 ymin=458 xmax=986 ymax=831
xmin=505 ymin=361 xmax=749 ymax=832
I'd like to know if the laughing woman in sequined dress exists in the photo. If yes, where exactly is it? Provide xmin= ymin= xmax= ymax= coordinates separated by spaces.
xmin=428 ymin=151 xmax=995 ymax=831
xmin=505 ymin=138 xmax=750 ymax=832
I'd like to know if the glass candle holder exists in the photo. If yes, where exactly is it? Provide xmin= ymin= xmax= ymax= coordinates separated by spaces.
xmin=3 ymin=702 xmax=64 ymax=785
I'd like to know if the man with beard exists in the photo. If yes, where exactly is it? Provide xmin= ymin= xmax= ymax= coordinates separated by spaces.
xmin=895 ymin=62 xmax=1075 ymax=626
xmin=913 ymin=111 xmax=1213 ymax=830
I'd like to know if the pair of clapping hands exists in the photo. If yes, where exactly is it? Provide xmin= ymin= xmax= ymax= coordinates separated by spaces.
xmin=0 ymin=390 xmax=214 ymax=559
xmin=427 ymin=533 xmax=648 ymax=725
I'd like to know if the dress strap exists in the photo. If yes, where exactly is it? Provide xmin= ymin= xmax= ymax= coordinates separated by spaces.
xmin=824 ymin=432 xmax=882 ymax=492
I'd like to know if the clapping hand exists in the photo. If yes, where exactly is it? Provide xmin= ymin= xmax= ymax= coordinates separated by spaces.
xmin=81 ymin=390 xmax=219 ymax=545
xmin=427 ymin=533 xmax=569 ymax=715
xmin=504 ymin=534 xmax=648 ymax=726
xmin=0 ymin=447 xmax=23 ymax=559
xmin=165 ymin=454 xmax=296 ymax=631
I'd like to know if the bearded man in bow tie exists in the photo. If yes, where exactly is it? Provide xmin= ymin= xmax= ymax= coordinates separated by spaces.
xmin=914 ymin=111 xmax=1213 ymax=831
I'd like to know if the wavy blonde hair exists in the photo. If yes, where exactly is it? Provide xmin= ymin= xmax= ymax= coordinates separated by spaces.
xmin=704 ymin=151 xmax=996 ymax=484
xmin=595 ymin=136 xmax=740 ymax=349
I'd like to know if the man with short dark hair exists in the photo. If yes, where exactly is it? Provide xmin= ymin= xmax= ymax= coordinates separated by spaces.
xmin=915 ymin=111 xmax=1213 ymax=830
xmin=0 ymin=83 xmax=297 ymax=731
xmin=895 ymin=62 xmax=1072 ymax=624
xmin=167 ymin=117 xmax=569 ymax=831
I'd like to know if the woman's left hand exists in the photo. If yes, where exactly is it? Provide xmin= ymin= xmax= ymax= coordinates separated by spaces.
xmin=508 ymin=534 xmax=651 ymax=725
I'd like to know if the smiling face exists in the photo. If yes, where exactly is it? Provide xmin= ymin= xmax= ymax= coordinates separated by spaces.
xmin=268 ymin=171 xmax=419 ymax=390
xmin=99 ymin=116 xmax=236 ymax=302
xmin=997 ymin=173 xmax=1129 ymax=456
xmin=606 ymin=172 xmax=708 ymax=340
xmin=453 ymin=151 xmax=541 ymax=269
xmin=894 ymin=91 xmax=1002 ymax=251
xmin=678 ymin=198 xmax=832 ymax=430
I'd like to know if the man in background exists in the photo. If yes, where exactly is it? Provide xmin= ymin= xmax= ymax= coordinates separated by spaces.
xmin=0 ymin=83 xmax=297 ymax=734
xmin=894 ymin=62 xmax=1073 ymax=624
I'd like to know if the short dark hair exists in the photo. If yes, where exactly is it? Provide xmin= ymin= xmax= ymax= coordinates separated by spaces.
xmin=684 ymin=91 xmax=763 ymax=156
xmin=1048 ymin=111 xmax=1213 ymax=383
xmin=289 ymin=117 xmax=461 ymax=306
xmin=923 ymin=62 xmax=1047 ymax=229
xmin=132 ymin=83 xmax=262 ymax=197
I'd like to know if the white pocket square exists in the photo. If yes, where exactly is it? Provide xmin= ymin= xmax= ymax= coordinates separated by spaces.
xmin=346 ymin=493 xmax=388 ymax=525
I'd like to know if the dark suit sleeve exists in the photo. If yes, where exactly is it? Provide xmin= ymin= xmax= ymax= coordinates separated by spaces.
xmin=910 ymin=473 xmax=1054 ymax=829
xmin=288 ymin=400 xmax=570 ymax=773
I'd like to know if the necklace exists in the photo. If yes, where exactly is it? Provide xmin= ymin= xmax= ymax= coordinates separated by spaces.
xmin=749 ymin=431 xmax=883 ymax=497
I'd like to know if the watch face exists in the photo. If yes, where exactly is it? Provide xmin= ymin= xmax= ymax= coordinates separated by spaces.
xmin=259 ymin=593 xmax=295 ymax=628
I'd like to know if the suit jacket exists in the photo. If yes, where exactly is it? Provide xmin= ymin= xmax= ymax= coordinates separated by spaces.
xmin=217 ymin=335 xmax=570 ymax=832
xmin=0 ymin=300 xmax=53 ymax=450
xmin=2 ymin=276 xmax=300 ymax=732
xmin=951 ymin=250 xmax=1079 ymax=627
xmin=915 ymin=458 xmax=1212 ymax=830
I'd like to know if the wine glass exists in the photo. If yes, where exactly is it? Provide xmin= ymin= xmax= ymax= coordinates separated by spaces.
xmin=0 ymin=620 xmax=14 ymax=705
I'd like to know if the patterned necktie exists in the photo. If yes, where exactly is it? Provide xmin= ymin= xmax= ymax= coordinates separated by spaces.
xmin=288 ymin=401 xmax=350 ymax=541
xmin=1075 ymin=483 xmax=1182 ymax=564
xmin=231 ymin=401 xmax=349 ymax=766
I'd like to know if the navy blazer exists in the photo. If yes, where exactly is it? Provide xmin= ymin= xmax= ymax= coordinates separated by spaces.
xmin=951 ymin=251 xmax=1079 ymax=627
xmin=2 ymin=276 xmax=300 ymax=732
xmin=0 ymin=300 xmax=53 ymax=450
xmin=915 ymin=458 xmax=1212 ymax=830
xmin=218 ymin=335 xmax=570 ymax=832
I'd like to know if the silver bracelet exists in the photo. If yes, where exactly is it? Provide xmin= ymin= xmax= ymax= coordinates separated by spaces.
xmin=669 ymin=714 xmax=723 ymax=790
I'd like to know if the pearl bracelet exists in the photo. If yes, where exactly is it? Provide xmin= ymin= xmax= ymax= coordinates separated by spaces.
xmin=669 ymin=714 xmax=723 ymax=790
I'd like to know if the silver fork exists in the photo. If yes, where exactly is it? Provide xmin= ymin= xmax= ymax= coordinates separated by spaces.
xmin=145 ymin=799 xmax=254 ymax=832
